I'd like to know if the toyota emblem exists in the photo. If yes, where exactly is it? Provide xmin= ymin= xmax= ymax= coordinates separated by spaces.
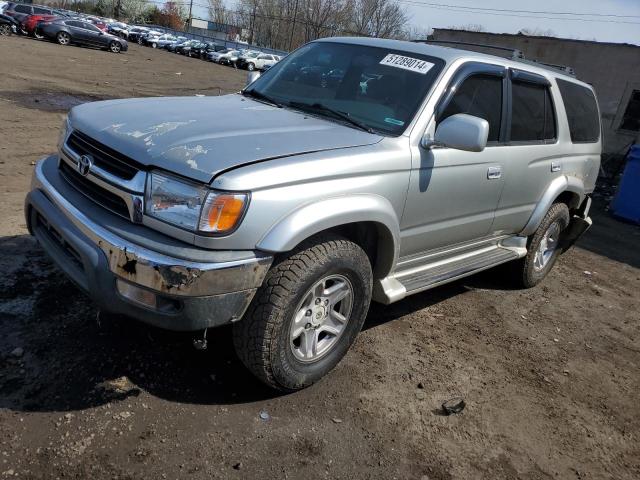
xmin=77 ymin=154 xmax=93 ymax=177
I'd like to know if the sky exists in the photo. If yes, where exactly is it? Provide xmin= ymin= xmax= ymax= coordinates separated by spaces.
xmin=401 ymin=0 xmax=640 ymax=44
xmin=186 ymin=0 xmax=640 ymax=46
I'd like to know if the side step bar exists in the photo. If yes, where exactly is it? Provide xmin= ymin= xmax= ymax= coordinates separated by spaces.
xmin=373 ymin=237 xmax=527 ymax=304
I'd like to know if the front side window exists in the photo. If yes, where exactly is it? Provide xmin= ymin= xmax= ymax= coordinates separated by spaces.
xmin=510 ymin=81 xmax=556 ymax=142
xmin=439 ymin=74 xmax=503 ymax=142
xmin=247 ymin=42 xmax=445 ymax=135
xmin=557 ymin=79 xmax=600 ymax=143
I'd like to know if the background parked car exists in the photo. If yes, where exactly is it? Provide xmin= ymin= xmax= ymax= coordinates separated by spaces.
xmin=2 ymin=3 xmax=57 ymax=24
xmin=107 ymin=21 xmax=128 ymax=38
xmin=40 ymin=18 xmax=127 ymax=53
xmin=208 ymin=48 xmax=240 ymax=65
xmin=126 ymin=26 xmax=148 ymax=43
xmin=0 ymin=12 xmax=18 ymax=35
xmin=23 ymin=13 xmax=59 ymax=37
xmin=242 ymin=52 xmax=280 ymax=71
xmin=147 ymin=33 xmax=176 ymax=49
xmin=190 ymin=41 xmax=223 ymax=59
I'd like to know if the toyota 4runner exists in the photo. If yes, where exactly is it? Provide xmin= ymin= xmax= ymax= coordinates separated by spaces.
xmin=25 ymin=37 xmax=601 ymax=391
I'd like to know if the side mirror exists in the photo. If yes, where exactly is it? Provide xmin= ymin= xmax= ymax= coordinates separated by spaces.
xmin=246 ymin=70 xmax=261 ymax=86
xmin=423 ymin=113 xmax=489 ymax=152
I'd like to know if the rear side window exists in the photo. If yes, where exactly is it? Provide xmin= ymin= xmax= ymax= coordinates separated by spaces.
xmin=14 ymin=5 xmax=30 ymax=13
xmin=33 ymin=7 xmax=50 ymax=14
xmin=557 ymin=79 xmax=600 ymax=143
xmin=440 ymin=74 xmax=503 ymax=142
xmin=510 ymin=82 xmax=556 ymax=142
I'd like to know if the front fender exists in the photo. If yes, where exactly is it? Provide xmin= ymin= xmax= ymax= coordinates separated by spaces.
xmin=257 ymin=194 xmax=401 ymax=277
xmin=521 ymin=175 xmax=585 ymax=236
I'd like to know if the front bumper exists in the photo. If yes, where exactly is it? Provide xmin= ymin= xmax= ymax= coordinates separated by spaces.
xmin=25 ymin=155 xmax=272 ymax=331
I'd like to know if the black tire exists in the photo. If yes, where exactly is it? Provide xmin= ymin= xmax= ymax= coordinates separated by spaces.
xmin=247 ymin=62 xmax=255 ymax=71
xmin=513 ymin=203 xmax=570 ymax=288
xmin=233 ymin=234 xmax=373 ymax=391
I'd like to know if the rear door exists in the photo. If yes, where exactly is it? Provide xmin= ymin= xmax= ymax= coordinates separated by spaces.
xmin=491 ymin=69 xmax=561 ymax=234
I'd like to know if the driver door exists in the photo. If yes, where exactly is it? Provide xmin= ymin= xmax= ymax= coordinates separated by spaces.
xmin=400 ymin=63 xmax=509 ymax=256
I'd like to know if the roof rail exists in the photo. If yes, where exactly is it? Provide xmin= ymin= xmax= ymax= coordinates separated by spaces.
xmin=412 ymin=39 xmax=524 ymax=59
xmin=412 ymin=39 xmax=576 ymax=77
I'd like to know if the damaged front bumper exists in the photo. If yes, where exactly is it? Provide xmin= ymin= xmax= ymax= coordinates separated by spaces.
xmin=25 ymin=155 xmax=272 ymax=331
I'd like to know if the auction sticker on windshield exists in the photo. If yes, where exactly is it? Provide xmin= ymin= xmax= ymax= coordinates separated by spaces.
xmin=379 ymin=54 xmax=435 ymax=74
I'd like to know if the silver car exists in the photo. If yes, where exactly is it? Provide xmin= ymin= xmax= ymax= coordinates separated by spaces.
xmin=25 ymin=37 xmax=601 ymax=391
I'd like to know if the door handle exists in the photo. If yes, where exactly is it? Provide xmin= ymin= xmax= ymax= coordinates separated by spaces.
xmin=487 ymin=166 xmax=502 ymax=179
xmin=551 ymin=162 xmax=562 ymax=172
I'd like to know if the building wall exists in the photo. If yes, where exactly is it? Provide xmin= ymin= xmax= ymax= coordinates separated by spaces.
xmin=431 ymin=29 xmax=640 ymax=154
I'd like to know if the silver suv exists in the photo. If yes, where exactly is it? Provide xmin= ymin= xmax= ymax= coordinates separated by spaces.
xmin=25 ymin=37 xmax=601 ymax=391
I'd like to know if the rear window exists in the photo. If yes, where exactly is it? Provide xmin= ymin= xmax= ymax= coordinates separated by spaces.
xmin=510 ymin=81 xmax=556 ymax=142
xmin=557 ymin=79 xmax=600 ymax=143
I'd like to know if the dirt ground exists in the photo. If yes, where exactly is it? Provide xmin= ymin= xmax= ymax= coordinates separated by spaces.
xmin=1 ymin=36 xmax=639 ymax=480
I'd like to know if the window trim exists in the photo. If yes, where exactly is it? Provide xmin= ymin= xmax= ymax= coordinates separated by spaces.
xmin=505 ymin=69 xmax=559 ymax=146
xmin=556 ymin=78 xmax=601 ymax=144
xmin=435 ymin=61 xmax=508 ymax=145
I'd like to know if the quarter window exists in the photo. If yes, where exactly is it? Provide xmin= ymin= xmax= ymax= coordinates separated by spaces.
xmin=619 ymin=90 xmax=640 ymax=132
xmin=510 ymin=82 xmax=556 ymax=142
xmin=557 ymin=79 xmax=600 ymax=143
xmin=440 ymin=74 xmax=503 ymax=142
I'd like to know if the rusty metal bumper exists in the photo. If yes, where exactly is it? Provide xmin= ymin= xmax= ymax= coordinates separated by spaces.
xmin=24 ymin=156 xmax=272 ymax=331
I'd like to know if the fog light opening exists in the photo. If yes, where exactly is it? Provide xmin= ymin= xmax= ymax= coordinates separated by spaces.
xmin=116 ymin=279 xmax=158 ymax=309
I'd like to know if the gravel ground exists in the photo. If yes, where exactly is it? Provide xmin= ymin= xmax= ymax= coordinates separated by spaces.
xmin=1 ymin=35 xmax=639 ymax=480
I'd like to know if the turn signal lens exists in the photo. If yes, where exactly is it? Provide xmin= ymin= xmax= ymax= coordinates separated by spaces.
xmin=198 ymin=193 xmax=248 ymax=234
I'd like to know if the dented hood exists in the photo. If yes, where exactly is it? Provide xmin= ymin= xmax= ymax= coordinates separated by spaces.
xmin=69 ymin=94 xmax=383 ymax=183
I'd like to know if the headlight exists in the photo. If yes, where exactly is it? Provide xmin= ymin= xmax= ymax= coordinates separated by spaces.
xmin=58 ymin=116 xmax=71 ymax=148
xmin=145 ymin=171 xmax=248 ymax=235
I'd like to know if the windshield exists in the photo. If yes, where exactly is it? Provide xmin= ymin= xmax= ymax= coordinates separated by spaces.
xmin=246 ymin=41 xmax=444 ymax=135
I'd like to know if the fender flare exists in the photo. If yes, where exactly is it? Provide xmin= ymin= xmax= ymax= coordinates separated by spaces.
xmin=521 ymin=175 xmax=585 ymax=236
xmin=257 ymin=194 xmax=401 ymax=278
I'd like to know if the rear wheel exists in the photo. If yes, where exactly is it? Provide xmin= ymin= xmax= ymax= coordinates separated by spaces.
xmin=33 ymin=29 xmax=44 ymax=39
xmin=109 ymin=41 xmax=121 ymax=53
xmin=233 ymin=234 xmax=373 ymax=391
xmin=0 ymin=24 xmax=11 ymax=36
xmin=56 ymin=31 xmax=70 ymax=45
xmin=151 ymin=42 xmax=157 ymax=48
xmin=246 ymin=62 xmax=255 ymax=71
xmin=513 ymin=203 xmax=570 ymax=288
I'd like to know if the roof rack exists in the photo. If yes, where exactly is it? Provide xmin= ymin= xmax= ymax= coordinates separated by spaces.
xmin=412 ymin=39 xmax=524 ymax=59
xmin=412 ymin=39 xmax=576 ymax=77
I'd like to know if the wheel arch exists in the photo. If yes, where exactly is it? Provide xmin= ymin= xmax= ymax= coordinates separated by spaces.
xmin=521 ymin=175 xmax=585 ymax=236
xmin=256 ymin=195 xmax=401 ymax=279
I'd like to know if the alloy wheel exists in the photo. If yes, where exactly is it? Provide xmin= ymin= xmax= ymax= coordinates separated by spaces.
xmin=110 ymin=42 xmax=121 ymax=53
xmin=57 ymin=31 xmax=70 ymax=45
xmin=533 ymin=221 xmax=561 ymax=271
xmin=289 ymin=274 xmax=354 ymax=363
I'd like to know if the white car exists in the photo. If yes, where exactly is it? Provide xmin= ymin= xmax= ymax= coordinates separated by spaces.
xmin=208 ymin=48 xmax=240 ymax=65
xmin=148 ymin=34 xmax=177 ymax=48
xmin=241 ymin=53 xmax=281 ymax=71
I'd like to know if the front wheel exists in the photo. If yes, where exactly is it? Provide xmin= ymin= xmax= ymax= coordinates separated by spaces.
xmin=246 ymin=62 xmax=255 ymax=71
xmin=109 ymin=41 xmax=121 ymax=53
xmin=513 ymin=203 xmax=570 ymax=288
xmin=233 ymin=234 xmax=373 ymax=391
xmin=151 ymin=42 xmax=157 ymax=48
xmin=56 ymin=31 xmax=70 ymax=45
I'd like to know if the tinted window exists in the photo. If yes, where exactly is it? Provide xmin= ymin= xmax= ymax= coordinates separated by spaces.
xmin=440 ymin=74 xmax=503 ymax=142
xmin=33 ymin=7 xmax=50 ymax=13
xmin=249 ymin=42 xmax=445 ymax=135
xmin=85 ymin=23 xmax=100 ymax=32
xmin=557 ymin=79 xmax=600 ymax=143
xmin=511 ymin=82 xmax=556 ymax=142
xmin=14 ymin=5 xmax=30 ymax=13
xmin=619 ymin=90 xmax=640 ymax=132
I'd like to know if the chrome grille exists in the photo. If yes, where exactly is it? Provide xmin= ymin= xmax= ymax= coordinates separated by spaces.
xmin=66 ymin=130 xmax=143 ymax=180
xmin=59 ymin=161 xmax=130 ymax=219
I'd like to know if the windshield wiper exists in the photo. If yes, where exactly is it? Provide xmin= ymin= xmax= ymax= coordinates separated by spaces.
xmin=242 ymin=89 xmax=283 ymax=108
xmin=288 ymin=101 xmax=375 ymax=134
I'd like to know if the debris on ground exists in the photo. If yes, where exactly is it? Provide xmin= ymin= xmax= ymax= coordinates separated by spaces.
xmin=441 ymin=398 xmax=466 ymax=415
xmin=10 ymin=347 xmax=24 ymax=358
xmin=259 ymin=411 xmax=271 ymax=421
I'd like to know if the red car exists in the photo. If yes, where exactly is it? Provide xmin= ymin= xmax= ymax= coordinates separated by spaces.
xmin=23 ymin=13 xmax=59 ymax=38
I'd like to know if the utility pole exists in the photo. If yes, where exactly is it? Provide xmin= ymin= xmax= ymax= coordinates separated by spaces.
xmin=188 ymin=0 xmax=194 ymax=31
xmin=288 ymin=0 xmax=299 ymax=51
xmin=249 ymin=1 xmax=257 ymax=45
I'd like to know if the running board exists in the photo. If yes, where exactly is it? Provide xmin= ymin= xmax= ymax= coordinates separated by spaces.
xmin=373 ymin=239 xmax=527 ymax=304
